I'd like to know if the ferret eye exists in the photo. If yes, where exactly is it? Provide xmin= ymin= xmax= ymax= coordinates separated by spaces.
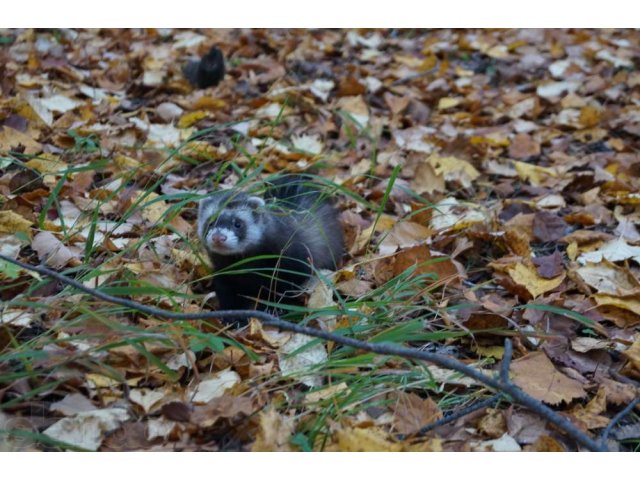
xmin=233 ymin=220 xmax=242 ymax=229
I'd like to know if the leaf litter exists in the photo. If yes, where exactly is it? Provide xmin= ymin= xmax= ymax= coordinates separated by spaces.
xmin=0 ymin=28 xmax=639 ymax=452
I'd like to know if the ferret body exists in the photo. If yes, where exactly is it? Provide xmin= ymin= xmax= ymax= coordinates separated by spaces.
xmin=183 ymin=47 xmax=225 ymax=89
xmin=197 ymin=176 xmax=344 ymax=313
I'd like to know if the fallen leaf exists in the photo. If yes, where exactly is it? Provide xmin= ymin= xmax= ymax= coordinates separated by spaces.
xmin=507 ymin=411 xmax=550 ymax=444
xmin=390 ymin=392 xmax=442 ymax=435
xmin=571 ymin=388 xmax=611 ymax=431
xmin=32 ymin=231 xmax=82 ymax=268
xmin=378 ymin=221 xmax=433 ymax=255
xmin=532 ymin=250 xmax=564 ymax=279
xmin=507 ymin=263 xmax=565 ymax=298
xmin=578 ymin=238 xmax=640 ymax=265
xmin=50 ymin=393 xmax=96 ymax=416
xmin=189 ymin=368 xmax=241 ymax=404
xmin=427 ymin=154 xmax=480 ymax=189
xmin=190 ymin=395 xmax=254 ymax=428
xmin=575 ymin=261 xmax=640 ymax=296
xmin=510 ymin=352 xmax=586 ymax=405
xmin=335 ymin=427 xmax=401 ymax=452
xmin=252 ymin=408 xmax=295 ymax=452
xmin=129 ymin=388 xmax=168 ymax=414
xmin=0 ymin=211 xmax=32 ymax=235
xmin=305 ymin=383 xmax=350 ymax=404
xmin=533 ymin=211 xmax=568 ymax=242
xmin=278 ymin=333 xmax=328 ymax=388
xmin=43 ymin=407 xmax=130 ymax=451
xmin=429 ymin=198 xmax=489 ymax=232
xmin=336 ymin=95 xmax=369 ymax=127
xmin=473 ymin=433 xmax=522 ymax=452
xmin=437 ymin=97 xmax=462 ymax=110
xmin=509 ymin=133 xmax=540 ymax=159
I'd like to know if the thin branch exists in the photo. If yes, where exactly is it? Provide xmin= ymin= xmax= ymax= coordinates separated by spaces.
xmin=599 ymin=397 xmax=640 ymax=449
xmin=0 ymin=253 xmax=607 ymax=451
xmin=500 ymin=338 xmax=513 ymax=383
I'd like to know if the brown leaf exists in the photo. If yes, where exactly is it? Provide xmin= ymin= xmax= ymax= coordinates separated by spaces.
xmin=506 ymin=410 xmax=550 ymax=444
xmin=390 ymin=391 xmax=442 ymax=435
xmin=569 ymin=387 xmax=610 ymax=430
xmin=0 ymin=126 xmax=42 ymax=155
xmin=160 ymin=402 xmax=192 ymax=423
xmin=510 ymin=352 xmax=587 ymax=405
xmin=526 ymin=435 xmax=565 ymax=452
xmin=509 ymin=133 xmax=540 ymax=159
xmin=533 ymin=211 xmax=568 ymax=242
xmin=190 ymin=395 xmax=253 ymax=429
xmin=532 ymin=250 xmax=564 ymax=279
xmin=378 ymin=221 xmax=434 ymax=255
xmin=477 ymin=409 xmax=507 ymax=439
xmin=598 ymin=377 xmax=639 ymax=406
xmin=382 ymin=244 xmax=460 ymax=286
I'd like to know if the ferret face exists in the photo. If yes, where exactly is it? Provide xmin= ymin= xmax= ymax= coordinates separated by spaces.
xmin=198 ymin=192 xmax=265 ymax=256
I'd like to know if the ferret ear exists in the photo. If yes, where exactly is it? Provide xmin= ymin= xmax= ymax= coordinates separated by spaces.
xmin=246 ymin=196 xmax=265 ymax=210
xmin=197 ymin=197 xmax=219 ymax=239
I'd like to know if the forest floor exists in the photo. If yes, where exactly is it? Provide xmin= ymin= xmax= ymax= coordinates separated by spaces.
xmin=0 ymin=28 xmax=639 ymax=452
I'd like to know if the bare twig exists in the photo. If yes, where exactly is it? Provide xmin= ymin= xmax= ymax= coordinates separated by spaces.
xmin=500 ymin=338 xmax=513 ymax=383
xmin=0 ymin=254 xmax=607 ymax=451
xmin=599 ymin=397 xmax=640 ymax=449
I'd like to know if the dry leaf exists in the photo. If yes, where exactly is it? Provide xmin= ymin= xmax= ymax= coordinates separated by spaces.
xmin=390 ymin=392 xmax=442 ymax=435
xmin=252 ymin=408 xmax=295 ymax=452
xmin=510 ymin=352 xmax=586 ymax=405
xmin=43 ymin=408 xmax=130 ymax=451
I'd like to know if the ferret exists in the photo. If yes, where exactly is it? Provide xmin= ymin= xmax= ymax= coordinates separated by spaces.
xmin=183 ymin=46 xmax=225 ymax=89
xmin=197 ymin=176 xmax=344 ymax=317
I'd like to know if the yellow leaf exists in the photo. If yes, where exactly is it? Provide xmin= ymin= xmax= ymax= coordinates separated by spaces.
xmin=25 ymin=154 xmax=67 ymax=174
xmin=191 ymin=96 xmax=227 ymax=110
xmin=593 ymin=294 xmax=640 ymax=315
xmin=114 ymin=154 xmax=141 ymax=170
xmin=86 ymin=373 xmax=120 ymax=389
xmin=252 ymin=408 xmax=295 ymax=452
xmin=336 ymin=427 xmax=402 ymax=452
xmin=508 ymin=263 xmax=565 ymax=298
xmin=579 ymin=105 xmax=601 ymax=128
xmin=474 ymin=345 xmax=505 ymax=359
xmin=622 ymin=337 xmax=640 ymax=373
xmin=177 ymin=111 xmax=209 ymax=129
xmin=305 ymin=383 xmax=350 ymax=404
xmin=181 ymin=141 xmax=221 ymax=162
xmin=133 ymin=192 xmax=170 ymax=225
xmin=0 ymin=211 xmax=32 ymax=234
xmin=437 ymin=97 xmax=462 ymax=110
xmin=513 ymin=160 xmax=558 ymax=186
xmin=0 ymin=126 xmax=42 ymax=155
xmin=428 ymin=154 xmax=480 ymax=188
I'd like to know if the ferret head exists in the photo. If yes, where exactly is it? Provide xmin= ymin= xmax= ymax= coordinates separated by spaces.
xmin=198 ymin=190 xmax=266 ymax=256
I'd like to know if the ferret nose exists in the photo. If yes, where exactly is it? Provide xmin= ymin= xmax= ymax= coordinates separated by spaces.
xmin=212 ymin=233 xmax=227 ymax=244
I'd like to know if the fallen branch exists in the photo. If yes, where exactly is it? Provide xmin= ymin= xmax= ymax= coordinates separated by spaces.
xmin=599 ymin=397 xmax=640 ymax=450
xmin=0 ymin=254 xmax=607 ymax=451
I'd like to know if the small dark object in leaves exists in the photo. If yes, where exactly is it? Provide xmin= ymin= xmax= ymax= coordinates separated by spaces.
xmin=183 ymin=47 xmax=225 ymax=89
xmin=161 ymin=401 xmax=192 ymax=422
